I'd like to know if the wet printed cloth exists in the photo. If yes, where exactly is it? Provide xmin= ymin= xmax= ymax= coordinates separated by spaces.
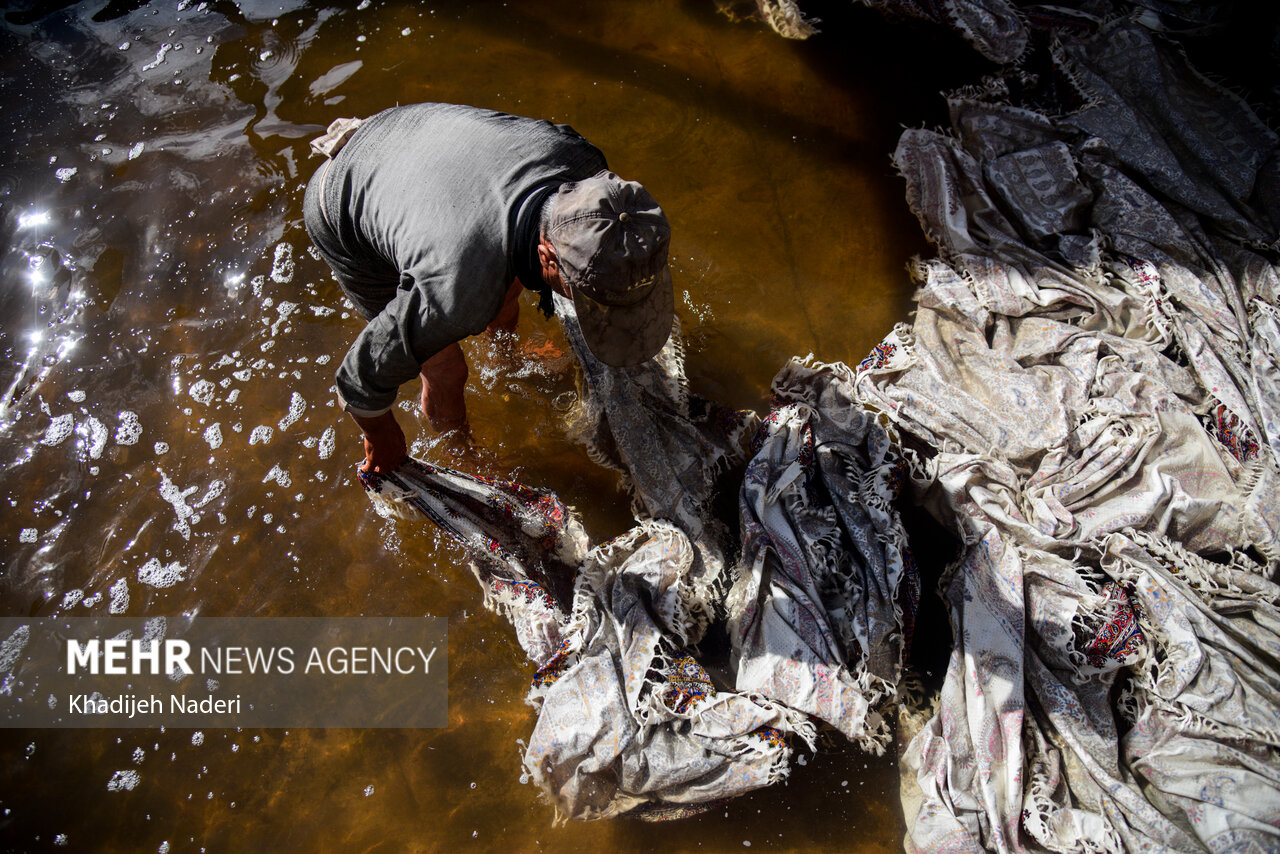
xmin=365 ymin=460 xmax=814 ymax=819
xmin=728 ymin=357 xmax=918 ymax=752
xmin=361 ymin=306 xmax=918 ymax=819
xmin=851 ymin=18 xmax=1280 ymax=853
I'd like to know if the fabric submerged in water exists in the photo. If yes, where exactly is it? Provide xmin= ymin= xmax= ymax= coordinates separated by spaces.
xmin=361 ymin=304 xmax=915 ymax=819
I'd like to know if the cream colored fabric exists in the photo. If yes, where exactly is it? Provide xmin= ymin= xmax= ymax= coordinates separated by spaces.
xmin=853 ymin=19 xmax=1280 ymax=853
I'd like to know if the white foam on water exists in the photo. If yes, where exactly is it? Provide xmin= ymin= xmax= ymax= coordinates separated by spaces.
xmin=193 ymin=481 xmax=224 ymax=509
xmin=141 ymin=43 xmax=171 ymax=72
xmin=318 ymin=426 xmax=336 ymax=459
xmin=270 ymin=243 xmax=294 ymax=284
xmin=233 ymin=368 xmax=251 ymax=382
xmin=364 ymin=785 xmax=375 ymax=797
xmin=67 ymin=390 xmax=86 ymax=402
xmin=106 ymin=769 xmax=140 ymax=791
xmin=115 ymin=411 xmax=142 ymax=445
xmin=271 ymin=301 xmax=298 ymax=336
xmin=55 ymin=167 xmax=77 ymax=183
xmin=213 ymin=354 xmax=235 ymax=369
xmin=203 ymin=423 xmax=223 ymax=449
xmin=108 ymin=577 xmax=129 ymax=614
xmin=0 ymin=625 xmax=30 ymax=672
xmin=61 ymin=589 xmax=83 ymax=608
xmin=310 ymin=305 xmax=334 ymax=317
xmin=42 ymin=414 xmax=75 ymax=446
xmin=227 ymin=389 xmax=240 ymax=404
xmin=132 ymin=747 xmax=145 ymax=764
xmin=82 ymin=592 xmax=102 ymax=607
xmin=191 ymin=731 xmax=204 ymax=746
xmin=189 ymin=380 xmax=215 ymax=405
xmin=138 ymin=558 xmax=186 ymax=588
xmin=157 ymin=468 xmax=196 ymax=540
xmin=85 ymin=416 xmax=108 ymax=459
xmin=54 ymin=833 xmax=67 ymax=846
xmin=20 ymin=528 xmax=37 ymax=543
xmin=128 ymin=142 xmax=144 ymax=160
xmin=142 ymin=616 xmax=166 ymax=644
xmin=248 ymin=426 xmax=273 ymax=445
xmin=315 ymin=354 xmax=331 ymax=365
xmin=262 ymin=465 xmax=291 ymax=488
xmin=277 ymin=392 xmax=305 ymax=431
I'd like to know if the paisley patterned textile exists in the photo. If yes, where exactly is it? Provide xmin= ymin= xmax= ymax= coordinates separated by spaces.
xmin=521 ymin=522 xmax=815 ymax=820
xmin=363 ymin=305 xmax=916 ymax=820
xmin=360 ymin=459 xmax=586 ymax=666
xmin=854 ymin=17 xmax=1280 ymax=854
xmin=727 ymin=357 xmax=918 ymax=751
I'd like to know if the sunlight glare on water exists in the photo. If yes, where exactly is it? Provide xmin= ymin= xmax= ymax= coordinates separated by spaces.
xmin=0 ymin=0 xmax=981 ymax=850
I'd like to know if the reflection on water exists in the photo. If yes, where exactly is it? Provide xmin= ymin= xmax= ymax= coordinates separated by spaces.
xmin=0 ymin=1 xmax=979 ymax=850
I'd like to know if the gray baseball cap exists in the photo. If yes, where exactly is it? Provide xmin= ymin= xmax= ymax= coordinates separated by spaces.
xmin=547 ymin=171 xmax=674 ymax=367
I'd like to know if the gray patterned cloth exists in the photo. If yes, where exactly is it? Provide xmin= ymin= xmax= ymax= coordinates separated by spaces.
xmin=855 ymin=19 xmax=1280 ymax=853
xmin=361 ymin=304 xmax=917 ymax=820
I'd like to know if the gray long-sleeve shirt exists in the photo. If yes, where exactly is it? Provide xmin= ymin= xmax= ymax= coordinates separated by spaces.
xmin=303 ymin=103 xmax=607 ymax=416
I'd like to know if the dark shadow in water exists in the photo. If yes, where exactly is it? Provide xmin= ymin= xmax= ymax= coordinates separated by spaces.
xmin=3 ymin=0 xmax=154 ymax=24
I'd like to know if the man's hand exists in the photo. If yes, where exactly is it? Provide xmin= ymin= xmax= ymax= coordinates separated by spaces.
xmin=351 ymin=410 xmax=408 ymax=474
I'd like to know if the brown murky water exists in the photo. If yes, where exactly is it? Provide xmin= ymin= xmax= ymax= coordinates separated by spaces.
xmin=0 ymin=1 xmax=983 ymax=851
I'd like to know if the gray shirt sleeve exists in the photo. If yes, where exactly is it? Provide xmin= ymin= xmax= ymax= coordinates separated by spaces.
xmin=335 ymin=245 xmax=508 ymax=416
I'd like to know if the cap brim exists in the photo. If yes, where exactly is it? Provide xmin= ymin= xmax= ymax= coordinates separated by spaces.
xmin=571 ymin=265 xmax=674 ymax=367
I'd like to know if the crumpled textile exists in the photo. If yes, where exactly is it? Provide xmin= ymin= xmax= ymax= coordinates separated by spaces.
xmin=362 ymin=305 xmax=915 ymax=820
xmin=558 ymin=296 xmax=757 ymax=642
xmin=851 ymin=17 xmax=1280 ymax=854
xmin=360 ymin=458 xmax=587 ymax=665
xmin=727 ymin=356 xmax=918 ymax=751
xmin=522 ymin=521 xmax=815 ymax=821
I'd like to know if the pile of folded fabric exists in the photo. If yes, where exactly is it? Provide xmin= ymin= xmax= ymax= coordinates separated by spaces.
xmin=845 ymin=9 xmax=1280 ymax=852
